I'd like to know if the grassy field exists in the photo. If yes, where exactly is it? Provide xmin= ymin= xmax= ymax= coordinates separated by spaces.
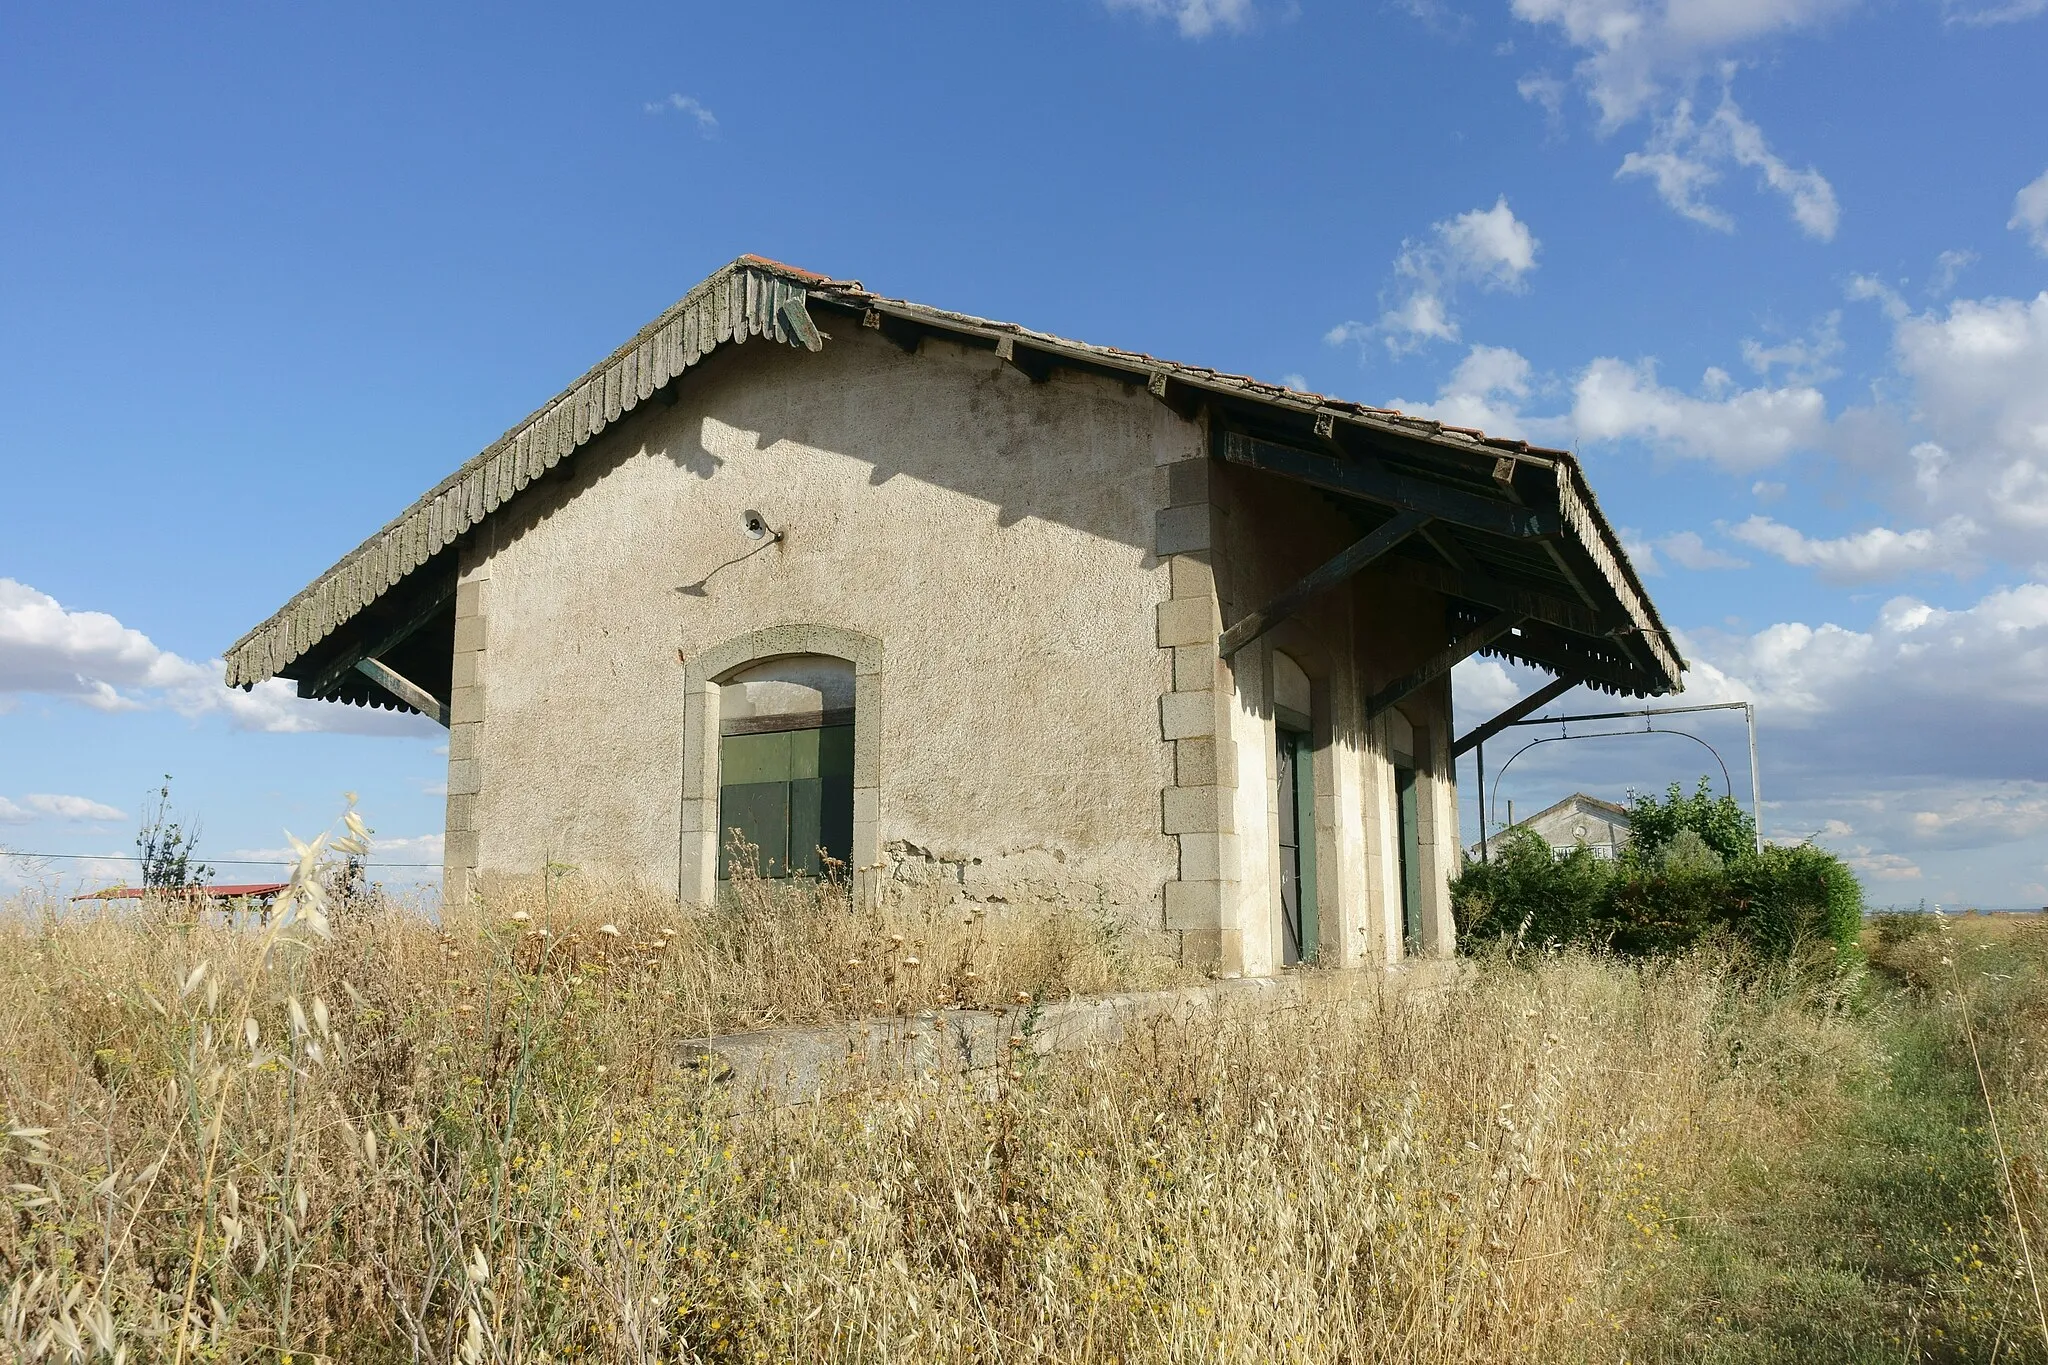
xmin=5 ymin=848 xmax=2048 ymax=1361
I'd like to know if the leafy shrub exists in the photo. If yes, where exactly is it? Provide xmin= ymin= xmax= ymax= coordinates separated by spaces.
xmin=1452 ymin=827 xmax=1617 ymax=945
xmin=1872 ymin=908 xmax=1939 ymax=947
xmin=1454 ymin=778 xmax=1865 ymax=961
xmin=1730 ymin=842 xmax=1865 ymax=962
xmin=1623 ymin=779 xmax=1756 ymax=867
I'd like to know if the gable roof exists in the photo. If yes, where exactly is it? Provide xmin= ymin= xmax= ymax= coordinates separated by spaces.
xmin=1517 ymin=793 xmax=1635 ymax=829
xmin=225 ymin=255 xmax=1684 ymax=702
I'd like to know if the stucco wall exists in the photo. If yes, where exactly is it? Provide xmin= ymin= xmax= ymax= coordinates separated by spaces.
xmin=454 ymin=325 xmax=1185 ymax=915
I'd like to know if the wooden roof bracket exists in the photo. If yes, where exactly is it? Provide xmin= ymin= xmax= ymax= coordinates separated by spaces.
xmin=1451 ymin=674 xmax=1577 ymax=758
xmin=1364 ymin=608 xmax=1523 ymax=722
xmin=1217 ymin=430 xmax=1559 ymax=540
xmin=1146 ymin=371 xmax=1203 ymax=420
xmin=354 ymin=657 xmax=450 ymax=728
xmin=302 ymin=574 xmax=457 ymax=699
xmin=862 ymin=307 xmax=923 ymax=354
xmin=1370 ymin=555 xmax=1600 ymax=637
xmin=994 ymin=335 xmax=1053 ymax=383
xmin=1218 ymin=510 xmax=1430 ymax=658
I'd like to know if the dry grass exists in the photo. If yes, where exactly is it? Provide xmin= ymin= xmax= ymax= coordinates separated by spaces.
xmin=0 ymin=834 xmax=1883 ymax=1364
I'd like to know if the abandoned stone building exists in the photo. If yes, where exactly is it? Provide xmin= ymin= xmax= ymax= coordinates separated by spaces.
xmin=225 ymin=256 xmax=1683 ymax=975
xmin=1475 ymin=793 xmax=1635 ymax=861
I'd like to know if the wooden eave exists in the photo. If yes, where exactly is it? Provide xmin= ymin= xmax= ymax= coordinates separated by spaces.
xmin=227 ymin=256 xmax=1683 ymax=705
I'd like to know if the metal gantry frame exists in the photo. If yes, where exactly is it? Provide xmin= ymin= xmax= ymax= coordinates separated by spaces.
xmin=1466 ymin=699 xmax=1762 ymax=861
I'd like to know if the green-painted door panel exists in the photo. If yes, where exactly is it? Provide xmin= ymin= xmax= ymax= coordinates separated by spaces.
xmin=719 ymin=724 xmax=855 ymax=880
xmin=719 ymin=780 xmax=790 ymax=878
xmin=722 ymin=730 xmax=794 ymax=785
xmin=786 ymin=724 xmax=855 ymax=780
xmin=1395 ymin=765 xmax=1422 ymax=945
xmin=1293 ymin=731 xmax=1319 ymax=963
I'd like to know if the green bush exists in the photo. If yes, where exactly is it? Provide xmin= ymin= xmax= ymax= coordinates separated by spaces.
xmin=1622 ymin=778 xmax=1756 ymax=866
xmin=1453 ymin=778 xmax=1865 ymax=961
xmin=1730 ymin=842 xmax=1865 ymax=962
xmin=1452 ymin=827 xmax=1617 ymax=945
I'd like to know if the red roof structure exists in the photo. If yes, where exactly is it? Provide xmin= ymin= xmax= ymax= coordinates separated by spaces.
xmin=72 ymin=883 xmax=290 ymax=901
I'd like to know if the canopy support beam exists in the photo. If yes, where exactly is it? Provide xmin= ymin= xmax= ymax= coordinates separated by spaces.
xmin=1365 ymin=609 xmax=1523 ymax=723
xmin=1218 ymin=431 xmax=1560 ymax=539
xmin=1452 ymin=674 xmax=1577 ymax=759
xmin=355 ymin=658 xmax=450 ymax=727
xmin=1218 ymin=510 xmax=1430 ymax=658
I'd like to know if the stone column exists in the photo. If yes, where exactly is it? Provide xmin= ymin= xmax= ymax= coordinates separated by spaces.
xmin=1154 ymin=451 xmax=1243 ymax=975
xmin=1415 ymin=674 xmax=1462 ymax=955
xmin=443 ymin=563 xmax=489 ymax=906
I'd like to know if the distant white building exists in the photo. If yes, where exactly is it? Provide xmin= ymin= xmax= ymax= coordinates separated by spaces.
xmin=1474 ymin=793 xmax=1632 ymax=861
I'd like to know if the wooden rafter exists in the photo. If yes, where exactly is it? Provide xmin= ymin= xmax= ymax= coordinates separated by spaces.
xmin=1218 ymin=431 xmax=1559 ymax=540
xmin=354 ymin=658 xmax=450 ymax=728
xmin=1218 ymin=510 xmax=1431 ymax=658
xmin=1451 ymin=675 xmax=1577 ymax=758
xmin=304 ymin=574 xmax=457 ymax=698
xmin=1364 ymin=609 xmax=1523 ymax=722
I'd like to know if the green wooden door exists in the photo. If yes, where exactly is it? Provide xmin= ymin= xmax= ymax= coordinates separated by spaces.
xmin=1277 ymin=726 xmax=1318 ymax=965
xmin=717 ymin=723 xmax=854 ymax=878
xmin=1395 ymin=764 xmax=1422 ymax=945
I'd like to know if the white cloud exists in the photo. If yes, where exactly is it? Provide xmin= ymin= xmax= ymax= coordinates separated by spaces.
xmin=1947 ymin=0 xmax=2048 ymax=25
xmin=1931 ymin=249 xmax=1978 ymax=296
xmin=1617 ymin=86 xmax=1838 ymax=239
xmin=1684 ymin=582 xmax=2048 ymax=732
xmin=1393 ymin=0 xmax=1473 ymax=35
xmin=1350 ymin=199 xmax=1540 ymax=354
xmin=1846 ymin=847 xmax=1923 ymax=881
xmin=0 ymin=793 xmax=127 ymax=824
xmin=1619 ymin=528 xmax=1665 ymax=576
xmin=1908 ymin=791 xmax=2048 ymax=847
xmin=1847 ymin=273 xmax=1909 ymax=322
xmin=0 ymin=577 xmax=431 ymax=736
xmin=1659 ymin=530 xmax=1749 ymax=571
xmin=1511 ymin=0 xmax=1846 ymax=235
xmin=1741 ymin=311 xmax=1842 ymax=384
xmin=1103 ymin=0 xmax=1255 ymax=37
xmin=1727 ymin=514 xmax=1981 ymax=582
xmin=1451 ymin=656 xmax=1526 ymax=716
xmin=1517 ymin=71 xmax=1568 ymax=128
xmin=1838 ymin=290 xmax=2048 ymax=566
xmin=1571 ymin=356 xmax=1828 ymax=471
xmin=1437 ymin=198 xmax=1541 ymax=285
xmin=1384 ymin=343 xmax=1545 ymax=438
xmin=1510 ymin=0 xmax=1856 ymax=130
xmin=1381 ymin=292 xmax=1462 ymax=348
xmin=643 ymin=93 xmax=718 ymax=134
xmin=1617 ymin=140 xmax=1730 ymax=231
xmin=375 ymin=833 xmax=446 ymax=866
xmin=0 ymin=578 xmax=164 ymax=705
xmin=2012 ymin=169 xmax=2048 ymax=256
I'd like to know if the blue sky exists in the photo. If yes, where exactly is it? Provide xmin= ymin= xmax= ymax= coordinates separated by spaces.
xmin=2 ymin=0 xmax=2044 ymax=904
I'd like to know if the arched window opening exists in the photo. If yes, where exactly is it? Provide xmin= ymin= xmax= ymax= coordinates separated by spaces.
xmin=717 ymin=655 xmax=854 ymax=879
xmin=1273 ymin=651 xmax=1318 ymax=966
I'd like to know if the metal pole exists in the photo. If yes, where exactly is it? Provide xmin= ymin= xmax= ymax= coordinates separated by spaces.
xmin=1476 ymin=738 xmax=1488 ymax=863
xmin=1746 ymin=702 xmax=1763 ymax=854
